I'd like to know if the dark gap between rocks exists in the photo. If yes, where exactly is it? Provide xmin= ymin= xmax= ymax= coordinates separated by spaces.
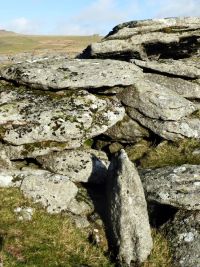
xmin=144 ymin=36 xmax=200 ymax=60
xmin=148 ymin=201 xmax=178 ymax=228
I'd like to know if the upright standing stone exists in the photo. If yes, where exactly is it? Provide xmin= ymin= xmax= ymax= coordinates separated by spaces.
xmin=107 ymin=150 xmax=152 ymax=266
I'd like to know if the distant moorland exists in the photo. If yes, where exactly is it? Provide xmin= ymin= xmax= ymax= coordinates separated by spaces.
xmin=0 ymin=30 xmax=101 ymax=57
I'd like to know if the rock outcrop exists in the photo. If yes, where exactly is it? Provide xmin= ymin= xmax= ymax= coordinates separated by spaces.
xmin=0 ymin=16 xmax=200 ymax=267
xmin=80 ymin=17 xmax=200 ymax=61
xmin=107 ymin=150 xmax=152 ymax=266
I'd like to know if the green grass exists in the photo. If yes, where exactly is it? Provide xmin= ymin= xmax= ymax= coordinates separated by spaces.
xmin=0 ymin=188 xmax=112 ymax=267
xmin=0 ymin=187 xmax=172 ymax=267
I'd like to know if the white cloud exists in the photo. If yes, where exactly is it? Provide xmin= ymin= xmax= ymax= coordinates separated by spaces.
xmin=3 ymin=17 xmax=39 ymax=34
xmin=150 ymin=0 xmax=200 ymax=18
xmin=54 ymin=0 xmax=141 ymax=35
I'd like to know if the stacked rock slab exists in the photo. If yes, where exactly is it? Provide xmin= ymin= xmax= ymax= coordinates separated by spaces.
xmin=0 ymin=57 xmax=150 ymax=229
xmin=80 ymin=17 xmax=200 ymax=60
xmin=81 ymin=17 xmax=200 ymax=141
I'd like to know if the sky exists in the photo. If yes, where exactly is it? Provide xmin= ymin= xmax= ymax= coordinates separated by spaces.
xmin=0 ymin=0 xmax=200 ymax=35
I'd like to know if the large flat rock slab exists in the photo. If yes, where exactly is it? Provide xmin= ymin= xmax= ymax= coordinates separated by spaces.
xmin=107 ymin=150 xmax=152 ymax=265
xmin=80 ymin=17 xmax=200 ymax=61
xmin=164 ymin=210 xmax=200 ymax=267
xmin=0 ymin=58 xmax=142 ymax=90
xmin=140 ymin=165 xmax=200 ymax=210
xmin=0 ymin=84 xmax=125 ymax=146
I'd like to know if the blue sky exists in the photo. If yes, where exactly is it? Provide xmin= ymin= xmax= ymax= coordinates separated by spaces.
xmin=0 ymin=0 xmax=200 ymax=35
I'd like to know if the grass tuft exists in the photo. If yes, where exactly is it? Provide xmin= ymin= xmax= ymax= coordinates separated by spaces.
xmin=140 ymin=139 xmax=200 ymax=169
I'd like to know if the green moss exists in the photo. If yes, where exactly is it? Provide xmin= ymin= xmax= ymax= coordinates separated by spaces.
xmin=83 ymin=139 xmax=94 ymax=148
xmin=162 ymin=26 xmax=174 ymax=33
xmin=125 ymin=140 xmax=150 ymax=162
xmin=109 ymin=142 xmax=123 ymax=154
xmin=140 ymin=139 xmax=200 ymax=169
xmin=191 ymin=109 xmax=200 ymax=119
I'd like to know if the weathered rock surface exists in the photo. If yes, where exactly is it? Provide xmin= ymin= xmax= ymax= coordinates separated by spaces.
xmin=145 ymin=73 xmax=200 ymax=99
xmin=128 ymin=108 xmax=200 ymax=141
xmin=0 ymin=141 xmax=71 ymax=160
xmin=20 ymin=168 xmax=79 ymax=214
xmin=120 ymin=80 xmax=197 ymax=121
xmin=80 ymin=17 xmax=200 ymax=61
xmin=0 ymin=58 xmax=142 ymax=90
xmin=0 ymin=167 xmax=92 ymax=215
xmin=0 ymin=149 xmax=12 ymax=169
xmin=37 ymin=149 xmax=109 ymax=184
xmin=164 ymin=210 xmax=200 ymax=267
xmin=133 ymin=59 xmax=200 ymax=79
xmin=107 ymin=150 xmax=152 ymax=266
xmin=105 ymin=114 xmax=149 ymax=143
xmin=140 ymin=165 xmax=200 ymax=210
xmin=0 ymin=85 xmax=125 ymax=146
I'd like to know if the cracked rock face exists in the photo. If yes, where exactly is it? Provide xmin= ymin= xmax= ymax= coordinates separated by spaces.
xmin=164 ymin=210 xmax=200 ymax=267
xmin=133 ymin=59 xmax=200 ymax=79
xmin=128 ymin=108 xmax=200 ymax=141
xmin=140 ymin=165 xmax=200 ymax=210
xmin=0 ymin=84 xmax=125 ymax=146
xmin=80 ymin=17 xmax=200 ymax=61
xmin=119 ymin=79 xmax=197 ymax=121
xmin=107 ymin=150 xmax=152 ymax=266
xmin=37 ymin=148 xmax=109 ymax=184
xmin=144 ymin=73 xmax=200 ymax=100
xmin=0 ymin=58 xmax=142 ymax=90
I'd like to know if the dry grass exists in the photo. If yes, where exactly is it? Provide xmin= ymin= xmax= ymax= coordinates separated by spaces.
xmin=0 ymin=34 xmax=101 ymax=57
xmin=140 ymin=139 xmax=200 ymax=169
xmin=142 ymin=229 xmax=172 ymax=267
